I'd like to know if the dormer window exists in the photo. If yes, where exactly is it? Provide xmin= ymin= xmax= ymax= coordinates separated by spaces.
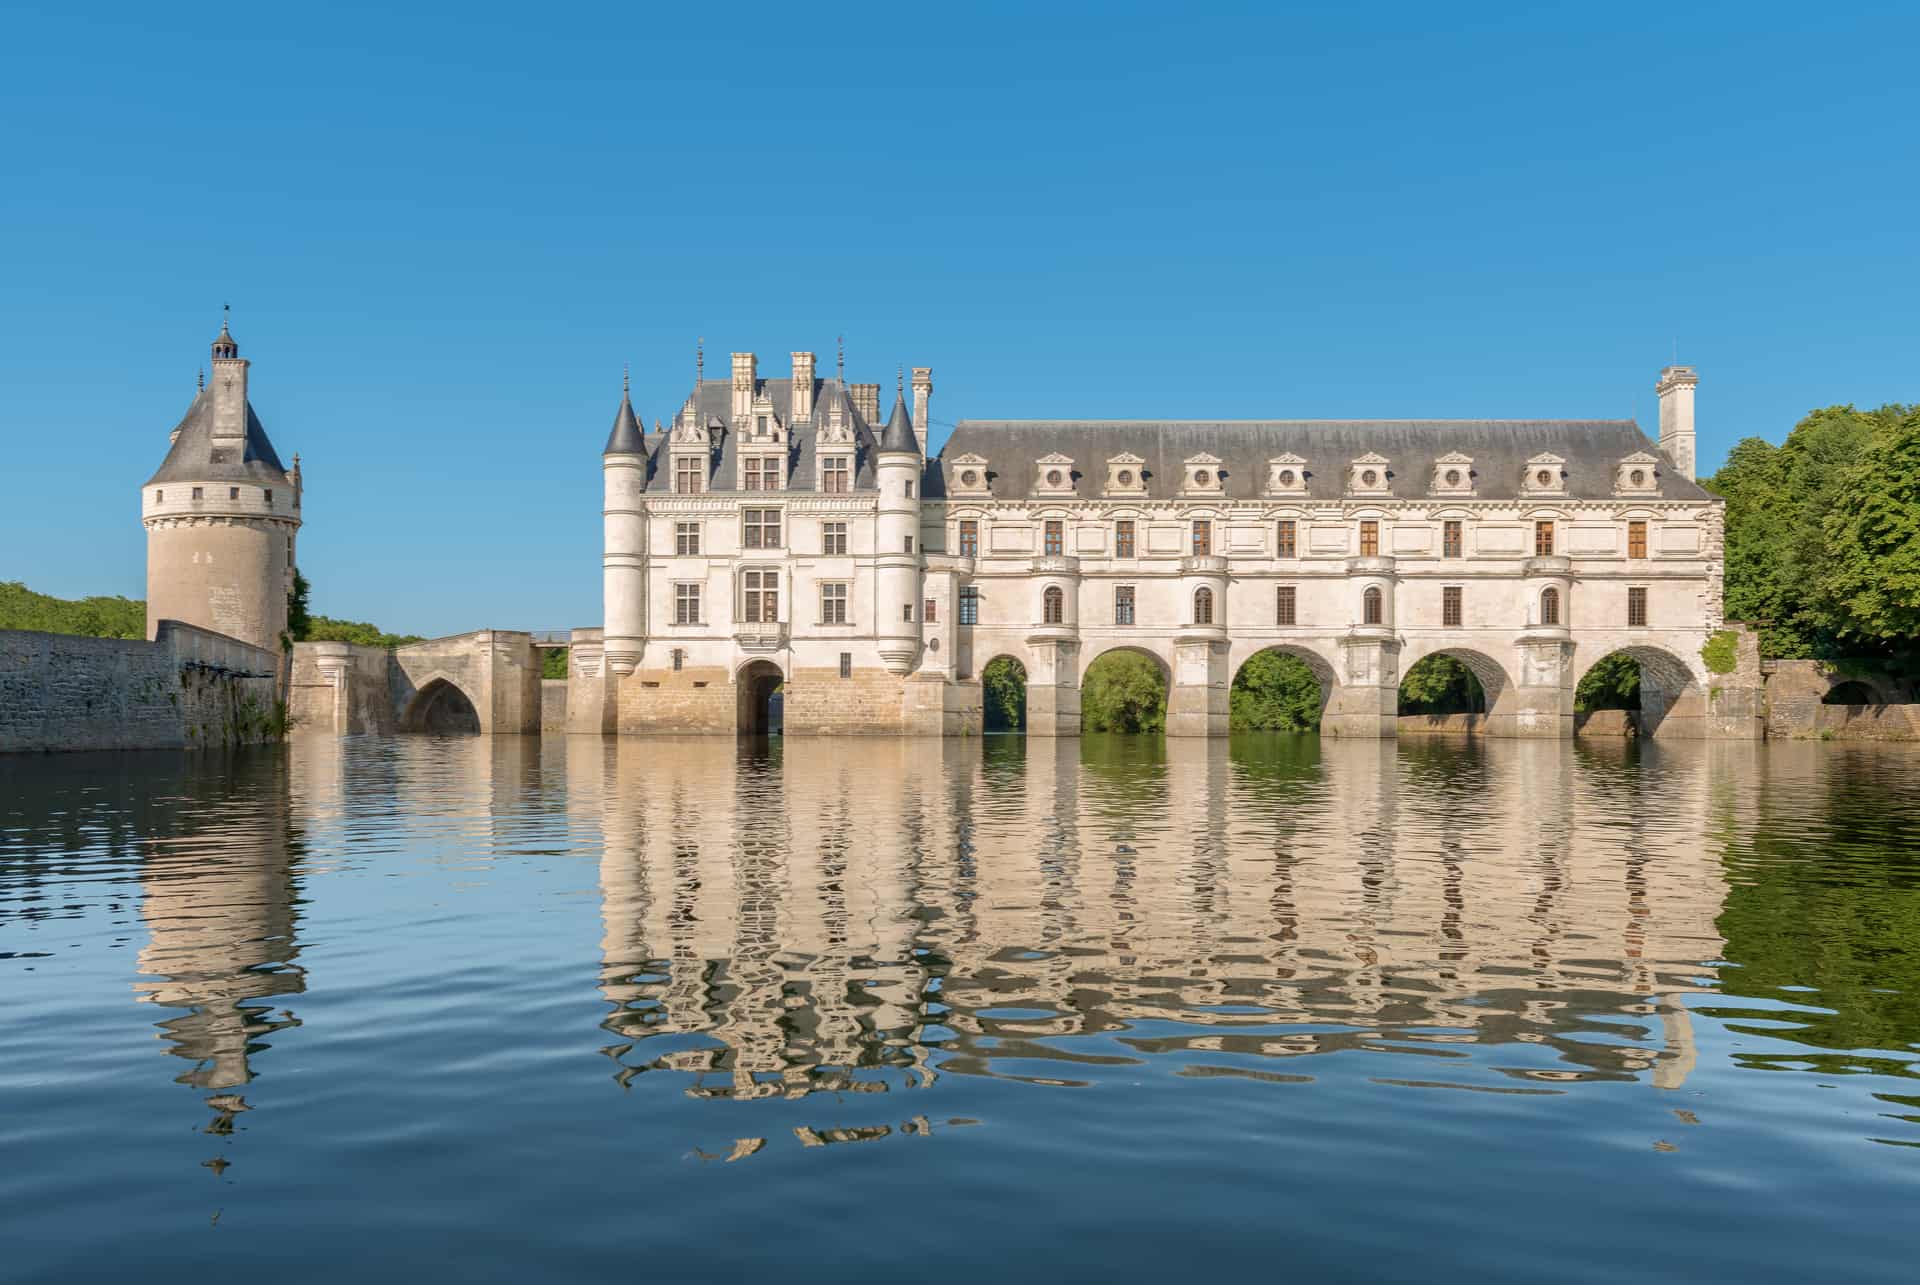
xmin=1265 ymin=453 xmax=1308 ymax=497
xmin=1430 ymin=452 xmax=1474 ymax=497
xmin=1104 ymin=452 xmax=1147 ymax=497
xmin=1347 ymin=453 xmax=1392 ymax=496
xmin=1034 ymin=453 xmax=1076 ymax=496
xmin=674 ymin=455 xmax=705 ymax=494
xmin=1522 ymin=453 xmax=1569 ymax=497
xmin=821 ymin=456 xmax=851 ymax=493
xmin=1613 ymin=451 xmax=1660 ymax=497
xmin=948 ymin=453 xmax=990 ymax=496
xmin=742 ymin=456 xmax=781 ymax=491
xmin=1181 ymin=452 xmax=1225 ymax=497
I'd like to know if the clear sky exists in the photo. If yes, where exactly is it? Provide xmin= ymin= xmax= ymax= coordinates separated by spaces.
xmin=2 ymin=1 xmax=1914 ymax=637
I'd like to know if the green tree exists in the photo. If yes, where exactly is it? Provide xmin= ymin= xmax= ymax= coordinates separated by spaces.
xmin=302 ymin=616 xmax=426 ymax=648
xmin=1229 ymin=650 xmax=1323 ymax=731
xmin=0 ymin=581 xmax=146 ymax=638
xmin=1081 ymin=650 xmax=1167 ymax=733
xmin=1575 ymin=652 xmax=1642 ymax=713
xmin=1816 ymin=407 xmax=1920 ymax=650
xmin=287 ymin=569 xmax=313 ymax=642
xmin=1397 ymin=655 xmax=1483 ymax=715
xmin=982 ymin=656 xmax=1027 ymax=732
xmin=541 ymin=647 xmax=569 ymax=679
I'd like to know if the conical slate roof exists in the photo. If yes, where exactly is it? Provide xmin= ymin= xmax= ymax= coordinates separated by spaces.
xmin=604 ymin=384 xmax=644 ymax=455
xmin=878 ymin=394 xmax=917 ymax=454
xmin=145 ymin=387 xmax=290 ymax=486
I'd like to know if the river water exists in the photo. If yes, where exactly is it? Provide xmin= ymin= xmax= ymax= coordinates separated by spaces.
xmin=3 ymin=733 xmax=1918 ymax=1282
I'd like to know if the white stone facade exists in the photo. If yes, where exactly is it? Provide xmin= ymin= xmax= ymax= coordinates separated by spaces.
xmin=593 ymin=351 xmax=1739 ymax=739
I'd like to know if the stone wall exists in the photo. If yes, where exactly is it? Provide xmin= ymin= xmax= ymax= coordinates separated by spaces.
xmin=541 ymin=679 xmax=568 ymax=732
xmin=289 ymin=640 xmax=396 ymax=735
xmin=1573 ymin=709 xmax=1637 ymax=737
xmin=0 ymin=622 xmax=281 ymax=753
xmin=1398 ymin=713 xmax=1484 ymax=735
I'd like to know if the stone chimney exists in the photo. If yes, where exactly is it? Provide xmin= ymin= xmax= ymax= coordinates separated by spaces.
xmin=911 ymin=367 xmax=932 ymax=456
xmin=791 ymin=352 xmax=815 ymax=422
xmin=851 ymin=382 xmax=881 ymax=425
xmin=1656 ymin=364 xmax=1698 ymax=481
xmin=730 ymin=352 xmax=756 ymax=425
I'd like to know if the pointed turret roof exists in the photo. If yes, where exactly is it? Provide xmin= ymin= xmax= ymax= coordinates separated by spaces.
xmin=604 ymin=371 xmax=644 ymax=455
xmin=145 ymin=386 xmax=290 ymax=486
xmin=878 ymin=393 xmax=917 ymax=454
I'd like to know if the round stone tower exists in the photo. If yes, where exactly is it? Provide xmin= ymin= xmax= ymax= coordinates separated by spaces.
xmin=873 ymin=382 xmax=923 ymax=674
xmin=142 ymin=315 xmax=302 ymax=653
xmin=601 ymin=369 xmax=648 ymax=676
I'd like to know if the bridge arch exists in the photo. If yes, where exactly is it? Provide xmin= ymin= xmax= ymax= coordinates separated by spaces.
xmin=1077 ymin=643 xmax=1172 ymax=733
xmin=1572 ymin=643 xmax=1704 ymax=737
xmin=980 ymin=652 xmax=1029 ymax=734
xmin=1226 ymin=643 xmax=1340 ymax=729
xmin=1397 ymin=642 xmax=1517 ymax=718
xmin=735 ymin=657 xmax=784 ymax=736
xmin=400 ymin=674 xmax=482 ymax=735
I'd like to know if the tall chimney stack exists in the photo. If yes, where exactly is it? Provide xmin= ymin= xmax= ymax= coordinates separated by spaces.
xmin=1655 ymin=364 xmax=1698 ymax=481
xmin=911 ymin=367 xmax=932 ymax=456
xmin=791 ymin=352 xmax=815 ymax=422
xmin=851 ymin=382 xmax=881 ymax=425
xmin=730 ymin=352 xmax=756 ymax=425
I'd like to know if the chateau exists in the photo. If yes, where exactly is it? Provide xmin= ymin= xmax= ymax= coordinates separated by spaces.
xmin=584 ymin=347 xmax=1738 ymax=738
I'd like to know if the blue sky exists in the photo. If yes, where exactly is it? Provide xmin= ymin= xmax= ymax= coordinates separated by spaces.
xmin=2 ymin=1 xmax=1914 ymax=636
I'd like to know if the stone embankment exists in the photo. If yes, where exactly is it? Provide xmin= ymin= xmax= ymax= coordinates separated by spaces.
xmin=0 ymin=622 xmax=283 ymax=753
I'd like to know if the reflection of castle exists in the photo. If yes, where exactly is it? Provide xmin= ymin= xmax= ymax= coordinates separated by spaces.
xmin=591 ymin=735 xmax=1730 ymax=1099
xmin=133 ymin=755 xmax=305 ymax=1126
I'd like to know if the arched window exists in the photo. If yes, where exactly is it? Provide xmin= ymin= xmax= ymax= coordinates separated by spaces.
xmin=1193 ymin=586 xmax=1214 ymax=625
xmin=1042 ymin=585 xmax=1065 ymax=625
xmin=1362 ymin=585 xmax=1383 ymax=625
xmin=1540 ymin=586 xmax=1560 ymax=626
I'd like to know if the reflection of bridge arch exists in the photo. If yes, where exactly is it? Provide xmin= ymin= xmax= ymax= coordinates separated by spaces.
xmin=400 ymin=674 xmax=482 ymax=734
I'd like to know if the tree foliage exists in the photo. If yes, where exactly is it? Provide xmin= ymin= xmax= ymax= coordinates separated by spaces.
xmin=1081 ymin=650 xmax=1167 ymax=733
xmin=300 ymin=616 xmax=427 ymax=648
xmin=286 ymin=569 xmax=312 ymax=644
xmin=541 ymin=647 xmax=568 ymax=679
xmin=1575 ymin=652 xmax=1641 ymax=713
xmin=1706 ymin=403 xmax=1918 ymax=665
xmin=1397 ymin=655 xmax=1484 ymax=715
xmin=982 ymin=656 xmax=1027 ymax=732
xmin=0 ymin=580 xmax=145 ymax=638
xmin=1229 ymin=650 xmax=1322 ymax=731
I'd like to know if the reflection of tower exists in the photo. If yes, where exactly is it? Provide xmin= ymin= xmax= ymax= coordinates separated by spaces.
xmin=134 ymin=755 xmax=304 ymax=1118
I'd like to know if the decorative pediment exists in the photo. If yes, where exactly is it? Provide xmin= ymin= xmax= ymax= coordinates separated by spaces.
xmin=815 ymin=414 xmax=855 ymax=446
xmin=1265 ymin=453 xmax=1308 ymax=497
xmin=1348 ymin=452 xmax=1392 ymax=496
xmin=1614 ymin=450 xmax=1660 ymax=496
xmin=741 ymin=392 xmax=786 ymax=445
xmin=1104 ymin=451 xmax=1148 ymax=497
xmin=1430 ymin=451 xmax=1475 ymax=497
xmin=1181 ymin=452 xmax=1225 ymax=496
xmin=669 ymin=396 xmax=709 ymax=446
xmin=948 ymin=453 xmax=991 ymax=495
xmin=1035 ymin=452 xmax=1077 ymax=495
xmin=1522 ymin=452 xmax=1569 ymax=496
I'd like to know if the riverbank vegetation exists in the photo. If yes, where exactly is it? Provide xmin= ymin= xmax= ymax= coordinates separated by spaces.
xmin=0 ymin=581 xmax=145 ymax=638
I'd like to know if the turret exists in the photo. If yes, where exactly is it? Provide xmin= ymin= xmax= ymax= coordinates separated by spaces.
xmin=142 ymin=313 xmax=301 ymax=653
xmin=602 ymin=369 xmax=648 ymax=676
xmin=874 ymin=384 xmax=922 ymax=674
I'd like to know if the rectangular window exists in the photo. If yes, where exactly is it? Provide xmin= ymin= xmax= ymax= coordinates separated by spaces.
xmin=1628 ymin=586 xmax=1648 ymax=627
xmin=674 ymin=584 xmax=701 ymax=625
xmin=1628 ymin=520 xmax=1648 ymax=559
xmin=958 ymin=520 xmax=978 ymax=557
xmin=1115 ymin=585 xmax=1136 ymax=625
xmin=906 ymin=481 xmax=914 ymax=499
xmin=191 ymin=487 xmax=203 ymax=500
xmin=743 ymin=508 xmax=781 ymax=549
xmin=905 ymin=536 xmax=914 ymax=554
xmin=1276 ymin=585 xmax=1296 ymax=626
xmin=264 ymin=488 xmax=274 ymax=505
xmin=1044 ymin=520 xmax=1064 ymax=556
xmin=672 ymin=649 xmax=684 ymax=671
xmin=822 ymin=521 xmax=847 ymax=556
xmin=742 ymin=457 xmax=767 ymax=491
xmin=1443 ymin=585 xmax=1463 ymax=627
xmin=1115 ymin=520 xmax=1136 ymax=558
xmin=674 ymin=456 xmax=704 ymax=494
xmin=1276 ymin=520 xmax=1297 ymax=558
xmin=229 ymin=486 xmax=240 ymax=500
xmin=1443 ymin=520 xmax=1462 ymax=558
xmin=1192 ymin=520 xmax=1212 ymax=556
xmin=1359 ymin=521 xmax=1379 ymax=557
xmin=756 ymin=415 xmax=768 ymax=434
xmin=743 ymin=569 xmax=778 ymax=623
xmin=924 ymin=599 xmax=937 ymax=624
xmin=839 ymin=652 xmax=852 ymax=679
xmin=675 ymin=522 xmax=701 ymax=556
xmin=822 ymin=457 xmax=850 ymax=493
xmin=155 ymin=490 xmax=163 ymax=503
xmin=903 ymin=604 xmax=914 ymax=623
xmin=959 ymin=586 xmax=979 ymax=625
xmin=821 ymin=582 xmax=848 ymax=624
xmin=1535 ymin=521 xmax=1555 ymax=556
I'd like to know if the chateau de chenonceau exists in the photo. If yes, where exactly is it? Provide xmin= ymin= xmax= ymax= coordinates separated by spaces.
xmin=19 ymin=318 xmax=1905 ymax=752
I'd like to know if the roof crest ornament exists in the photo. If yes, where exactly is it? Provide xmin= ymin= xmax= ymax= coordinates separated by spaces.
xmin=837 ymin=334 xmax=845 ymax=384
xmin=695 ymin=337 xmax=703 ymax=388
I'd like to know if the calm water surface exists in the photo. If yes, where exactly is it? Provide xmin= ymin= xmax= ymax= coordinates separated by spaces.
xmin=3 ymin=733 xmax=1919 ymax=1282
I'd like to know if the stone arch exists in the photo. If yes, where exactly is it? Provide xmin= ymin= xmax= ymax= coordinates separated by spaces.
xmin=1227 ymin=644 xmax=1340 ymax=727
xmin=1571 ymin=644 xmax=1704 ymax=738
xmin=401 ymin=676 xmax=482 ymax=734
xmin=1078 ymin=638 xmax=1176 ymax=687
xmin=1077 ymin=643 xmax=1172 ymax=733
xmin=980 ymin=652 xmax=1029 ymax=734
xmin=1822 ymin=679 xmax=1877 ymax=706
xmin=1397 ymin=643 xmax=1515 ymax=719
xmin=735 ymin=658 xmax=784 ymax=736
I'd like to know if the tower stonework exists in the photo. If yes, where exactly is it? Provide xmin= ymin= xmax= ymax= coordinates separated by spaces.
xmin=143 ymin=319 xmax=302 ymax=654
xmin=1656 ymin=364 xmax=1698 ymax=482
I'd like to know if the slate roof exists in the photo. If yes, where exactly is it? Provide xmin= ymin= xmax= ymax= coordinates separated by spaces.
xmin=145 ymin=387 xmax=291 ymax=487
xmin=603 ymin=387 xmax=644 ymax=455
xmin=925 ymin=420 xmax=1713 ymax=502
xmin=878 ymin=395 xmax=918 ymax=454
xmin=632 ymin=377 xmax=884 ymax=493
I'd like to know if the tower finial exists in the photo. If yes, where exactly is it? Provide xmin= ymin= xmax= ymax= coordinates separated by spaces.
xmin=837 ymin=334 xmax=845 ymax=383
xmin=197 ymin=367 xmax=204 ymax=391
xmin=897 ymin=363 xmax=904 ymax=397
xmin=623 ymin=362 xmax=630 ymax=396
xmin=696 ymin=337 xmax=704 ymax=387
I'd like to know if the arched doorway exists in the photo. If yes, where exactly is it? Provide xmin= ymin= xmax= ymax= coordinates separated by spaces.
xmin=1823 ymin=679 xmax=1876 ymax=706
xmin=1229 ymin=647 xmax=1334 ymax=732
xmin=981 ymin=655 xmax=1027 ymax=734
xmin=403 ymin=678 xmax=482 ymax=734
xmin=737 ymin=660 xmax=783 ymax=736
xmin=1080 ymin=647 xmax=1169 ymax=734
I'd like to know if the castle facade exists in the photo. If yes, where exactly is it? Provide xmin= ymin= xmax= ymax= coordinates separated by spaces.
xmin=583 ymin=349 xmax=1736 ymax=738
